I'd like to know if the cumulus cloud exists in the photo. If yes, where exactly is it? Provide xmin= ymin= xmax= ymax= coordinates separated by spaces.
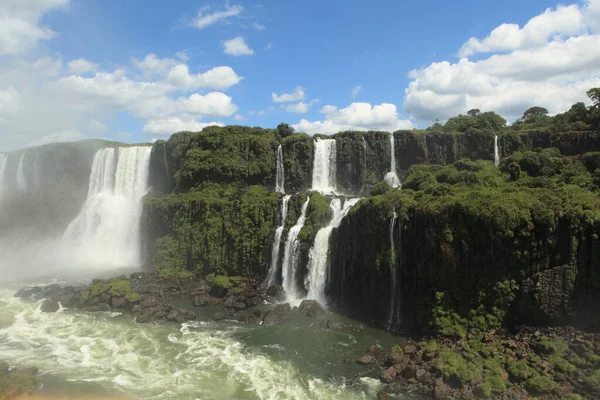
xmin=405 ymin=0 xmax=600 ymax=123
xmin=0 ymin=53 xmax=242 ymax=150
xmin=191 ymin=4 xmax=243 ymax=30
xmin=283 ymin=99 xmax=319 ymax=114
xmin=223 ymin=37 xmax=254 ymax=56
xmin=133 ymin=53 xmax=179 ymax=77
xmin=293 ymin=102 xmax=415 ymax=135
xmin=458 ymin=4 xmax=584 ymax=57
xmin=67 ymin=58 xmax=97 ymax=74
xmin=0 ymin=0 xmax=70 ymax=55
xmin=142 ymin=118 xmax=224 ymax=135
xmin=272 ymin=86 xmax=305 ymax=103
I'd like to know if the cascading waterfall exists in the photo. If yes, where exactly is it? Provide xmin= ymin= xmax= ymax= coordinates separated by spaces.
xmin=311 ymin=139 xmax=337 ymax=194
xmin=16 ymin=152 xmax=27 ymax=192
xmin=386 ymin=211 xmax=398 ymax=330
xmin=306 ymin=197 xmax=359 ymax=305
xmin=62 ymin=146 xmax=152 ymax=267
xmin=494 ymin=135 xmax=500 ymax=167
xmin=0 ymin=153 xmax=7 ymax=197
xmin=384 ymin=133 xmax=401 ymax=188
xmin=281 ymin=197 xmax=310 ymax=300
xmin=275 ymin=145 xmax=285 ymax=194
xmin=266 ymin=194 xmax=291 ymax=286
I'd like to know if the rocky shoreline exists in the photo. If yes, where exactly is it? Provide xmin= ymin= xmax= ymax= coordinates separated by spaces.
xmin=13 ymin=272 xmax=600 ymax=400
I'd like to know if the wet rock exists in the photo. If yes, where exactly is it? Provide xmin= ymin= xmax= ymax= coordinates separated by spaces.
xmin=193 ymin=294 xmax=210 ymax=307
xmin=401 ymin=364 xmax=417 ymax=379
xmin=357 ymin=355 xmax=377 ymax=365
xmin=376 ymin=391 xmax=390 ymax=400
xmin=40 ymin=299 xmax=60 ymax=313
xmin=154 ymin=310 xmax=167 ymax=319
xmin=111 ymin=296 xmax=126 ymax=309
xmin=224 ymin=295 xmax=248 ymax=311
xmin=298 ymin=299 xmax=325 ymax=317
xmin=404 ymin=345 xmax=417 ymax=355
xmin=213 ymin=312 xmax=225 ymax=321
xmin=325 ymin=320 xmax=347 ymax=331
xmin=416 ymin=368 xmax=431 ymax=383
xmin=15 ymin=286 xmax=42 ymax=299
xmin=266 ymin=285 xmax=284 ymax=298
xmin=261 ymin=303 xmax=292 ymax=326
xmin=387 ymin=351 xmax=404 ymax=366
xmin=380 ymin=367 xmax=397 ymax=383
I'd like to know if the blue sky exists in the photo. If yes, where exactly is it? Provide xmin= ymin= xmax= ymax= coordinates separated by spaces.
xmin=0 ymin=0 xmax=599 ymax=150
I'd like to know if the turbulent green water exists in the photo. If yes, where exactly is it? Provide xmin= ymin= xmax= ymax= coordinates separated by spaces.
xmin=0 ymin=285 xmax=415 ymax=400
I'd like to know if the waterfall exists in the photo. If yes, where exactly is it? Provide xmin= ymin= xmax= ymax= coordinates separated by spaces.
xmin=33 ymin=151 xmax=40 ymax=190
xmin=494 ymin=135 xmax=500 ymax=167
xmin=16 ymin=152 xmax=27 ymax=192
xmin=62 ymin=146 xmax=152 ymax=267
xmin=384 ymin=133 xmax=401 ymax=188
xmin=386 ymin=211 xmax=398 ymax=330
xmin=311 ymin=139 xmax=337 ymax=194
xmin=306 ymin=197 xmax=359 ymax=305
xmin=0 ymin=154 xmax=7 ymax=197
xmin=281 ymin=197 xmax=310 ymax=300
xmin=275 ymin=145 xmax=285 ymax=193
xmin=266 ymin=194 xmax=291 ymax=286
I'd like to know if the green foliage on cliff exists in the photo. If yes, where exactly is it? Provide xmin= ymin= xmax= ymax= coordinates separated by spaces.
xmin=142 ymin=183 xmax=280 ymax=277
xmin=281 ymin=133 xmax=314 ymax=192
xmin=298 ymin=192 xmax=332 ymax=243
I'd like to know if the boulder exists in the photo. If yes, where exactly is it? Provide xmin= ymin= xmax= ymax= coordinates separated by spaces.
xmin=325 ymin=320 xmax=348 ymax=331
xmin=213 ymin=312 xmax=225 ymax=321
xmin=261 ymin=304 xmax=292 ymax=326
xmin=111 ymin=296 xmax=126 ymax=308
xmin=357 ymin=355 xmax=377 ymax=365
xmin=15 ymin=286 xmax=42 ymax=299
xmin=298 ymin=299 xmax=325 ymax=317
xmin=40 ymin=299 xmax=60 ymax=313
xmin=266 ymin=285 xmax=284 ymax=298
xmin=387 ymin=351 xmax=404 ymax=366
xmin=193 ymin=294 xmax=210 ymax=307
xmin=380 ymin=367 xmax=397 ymax=383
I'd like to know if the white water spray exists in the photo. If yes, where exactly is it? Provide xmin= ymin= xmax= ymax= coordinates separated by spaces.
xmin=275 ymin=145 xmax=285 ymax=194
xmin=0 ymin=154 xmax=7 ymax=197
xmin=16 ymin=152 xmax=27 ymax=192
xmin=386 ymin=211 xmax=398 ymax=330
xmin=306 ymin=197 xmax=359 ymax=305
xmin=266 ymin=195 xmax=291 ymax=286
xmin=62 ymin=146 xmax=151 ymax=267
xmin=281 ymin=197 xmax=310 ymax=300
xmin=311 ymin=139 xmax=337 ymax=194
xmin=384 ymin=134 xmax=401 ymax=188
xmin=494 ymin=135 xmax=500 ymax=167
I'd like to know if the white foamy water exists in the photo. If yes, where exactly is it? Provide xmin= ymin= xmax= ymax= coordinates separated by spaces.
xmin=266 ymin=195 xmax=291 ymax=287
xmin=62 ymin=147 xmax=151 ymax=267
xmin=0 ymin=153 xmax=7 ymax=197
xmin=312 ymin=139 xmax=337 ymax=194
xmin=281 ymin=197 xmax=310 ymax=300
xmin=16 ymin=151 xmax=27 ymax=192
xmin=494 ymin=135 xmax=500 ymax=167
xmin=384 ymin=133 xmax=401 ymax=188
xmin=305 ymin=198 xmax=360 ymax=306
xmin=386 ymin=211 xmax=398 ymax=330
xmin=275 ymin=145 xmax=285 ymax=194
xmin=0 ymin=289 xmax=376 ymax=400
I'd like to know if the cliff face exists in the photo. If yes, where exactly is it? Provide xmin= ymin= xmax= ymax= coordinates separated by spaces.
xmin=329 ymin=176 xmax=600 ymax=335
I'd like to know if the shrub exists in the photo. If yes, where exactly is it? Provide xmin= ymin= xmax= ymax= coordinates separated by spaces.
xmin=213 ymin=275 xmax=232 ymax=289
xmin=524 ymin=376 xmax=559 ymax=394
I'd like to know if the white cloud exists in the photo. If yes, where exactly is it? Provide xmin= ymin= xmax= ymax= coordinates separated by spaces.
xmin=283 ymin=99 xmax=319 ymax=114
xmin=191 ymin=4 xmax=243 ymax=30
xmin=406 ymin=1 xmax=600 ymax=122
xmin=351 ymin=85 xmax=361 ymax=98
xmin=234 ymin=114 xmax=245 ymax=120
xmin=133 ymin=53 xmax=179 ymax=77
xmin=165 ymin=64 xmax=243 ymax=90
xmin=586 ymin=0 xmax=600 ymax=31
xmin=29 ymin=129 xmax=84 ymax=147
xmin=252 ymin=22 xmax=266 ymax=30
xmin=0 ymin=0 xmax=70 ymax=55
xmin=0 ymin=53 xmax=241 ymax=150
xmin=223 ymin=37 xmax=254 ymax=56
xmin=293 ymin=102 xmax=415 ymax=135
xmin=272 ymin=86 xmax=305 ymax=103
xmin=87 ymin=119 xmax=106 ymax=132
xmin=458 ymin=4 xmax=584 ymax=57
xmin=142 ymin=118 xmax=224 ymax=135
xmin=265 ymin=42 xmax=273 ymax=51
xmin=68 ymin=58 xmax=97 ymax=74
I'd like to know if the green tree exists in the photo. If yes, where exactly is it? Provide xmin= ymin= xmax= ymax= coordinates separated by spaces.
xmin=521 ymin=106 xmax=548 ymax=121
xmin=467 ymin=109 xmax=481 ymax=117
xmin=277 ymin=123 xmax=295 ymax=138
xmin=587 ymin=88 xmax=600 ymax=108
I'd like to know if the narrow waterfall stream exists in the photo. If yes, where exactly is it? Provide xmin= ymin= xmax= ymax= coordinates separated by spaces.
xmin=386 ymin=211 xmax=398 ymax=330
xmin=494 ymin=135 xmax=500 ymax=167
xmin=266 ymin=194 xmax=291 ymax=286
xmin=305 ymin=198 xmax=360 ymax=305
xmin=275 ymin=144 xmax=285 ymax=193
xmin=311 ymin=139 xmax=337 ymax=194
xmin=384 ymin=134 xmax=401 ymax=188
xmin=281 ymin=197 xmax=311 ymax=300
